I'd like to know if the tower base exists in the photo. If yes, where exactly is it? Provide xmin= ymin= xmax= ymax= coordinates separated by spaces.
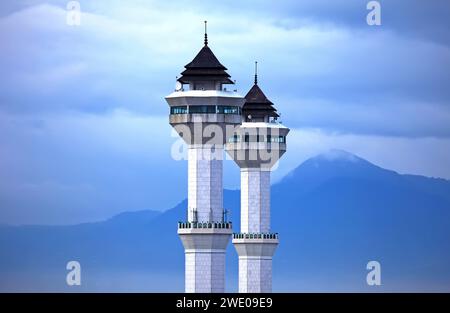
xmin=233 ymin=234 xmax=278 ymax=293
xmin=178 ymin=223 xmax=232 ymax=293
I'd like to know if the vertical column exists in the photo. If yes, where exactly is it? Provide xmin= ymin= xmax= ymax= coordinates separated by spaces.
xmin=237 ymin=168 xmax=274 ymax=293
xmin=183 ymin=143 xmax=228 ymax=293
xmin=211 ymin=251 xmax=226 ymax=292
xmin=194 ymin=253 xmax=212 ymax=292
xmin=185 ymin=253 xmax=196 ymax=292
xmin=238 ymin=258 xmax=273 ymax=293
xmin=188 ymin=145 xmax=223 ymax=222
xmin=260 ymin=170 xmax=270 ymax=233
xmin=182 ymin=240 xmax=229 ymax=293
xmin=185 ymin=250 xmax=226 ymax=293
xmin=260 ymin=258 xmax=273 ymax=292
xmin=240 ymin=168 xmax=271 ymax=233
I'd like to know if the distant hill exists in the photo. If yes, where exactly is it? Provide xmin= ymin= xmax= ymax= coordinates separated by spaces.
xmin=1 ymin=150 xmax=449 ymax=292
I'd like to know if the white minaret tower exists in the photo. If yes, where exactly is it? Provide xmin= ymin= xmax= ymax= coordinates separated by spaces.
xmin=165 ymin=22 xmax=245 ymax=293
xmin=226 ymin=62 xmax=289 ymax=293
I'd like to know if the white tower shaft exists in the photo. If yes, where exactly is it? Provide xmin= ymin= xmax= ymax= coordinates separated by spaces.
xmin=185 ymin=251 xmax=226 ymax=293
xmin=237 ymin=168 xmax=276 ymax=293
xmin=179 ymin=227 xmax=231 ymax=293
xmin=181 ymin=144 xmax=228 ymax=293
xmin=188 ymin=145 xmax=223 ymax=223
xmin=239 ymin=257 xmax=274 ymax=293
xmin=241 ymin=168 xmax=270 ymax=233
xmin=227 ymin=122 xmax=288 ymax=294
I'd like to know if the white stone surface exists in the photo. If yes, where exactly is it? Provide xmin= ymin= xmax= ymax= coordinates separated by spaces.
xmin=183 ymin=145 xmax=230 ymax=293
xmin=233 ymin=239 xmax=278 ymax=257
xmin=237 ymin=167 xmax=276 ymax=293
xmin=238 ymin=257 xmax=273 ymax=293
xmin=184 ymin=251 xmax=227 ymax=293
xmin=180 ymin=229 xmax=231 ymax=293
xmin=188 ymin=145 xmax=223 ymax=223
xmin=166 ymin=89 xmax=244 ymax=99
xmin=240 ymin=122 xmax=289 ymax=129
xmin=240 ymin=169 xmax=270 ymax=233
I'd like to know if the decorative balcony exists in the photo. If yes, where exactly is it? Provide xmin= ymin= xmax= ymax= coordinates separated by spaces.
xmin=233 ymin=232 xmax=278 ymax=240
xmin=178 ymin=221 xmax=232 ymax=229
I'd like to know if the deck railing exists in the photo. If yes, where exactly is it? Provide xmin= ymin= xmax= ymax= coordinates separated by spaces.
xmin=232 ymin=233 xmax=279 ymax=240
xmin=178 ymin=221 xmax=232 ymax=229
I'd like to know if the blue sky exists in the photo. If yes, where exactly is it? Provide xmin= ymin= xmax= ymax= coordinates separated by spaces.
xmin=0 ymin=0 xmax=449 ymax=224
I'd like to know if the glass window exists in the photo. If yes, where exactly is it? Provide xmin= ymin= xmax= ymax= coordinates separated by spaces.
xmin=170 ymin=106 xmax=188 ymax=114
xmin=267 ymin=135 xmax=285 ymax=143
xmin=217 ymin=106 xmax=241 ymax=114
xmin=188 ymin=105 xmax=216 ymax=114
xmin=228 ymin=135 xmax=240 ymax=143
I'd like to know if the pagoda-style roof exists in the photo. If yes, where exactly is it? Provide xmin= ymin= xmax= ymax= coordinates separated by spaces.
xmin=178 ymin=45 xmax=234 ymax=84
xmin=242 ymin=84 xmax=279 ymax=119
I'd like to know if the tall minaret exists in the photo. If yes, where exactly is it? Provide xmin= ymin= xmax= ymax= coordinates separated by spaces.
xmin=226 ymin=62 xmax=289 ymax=293
xmin=165 ymin=22 xmax=245 ymax=293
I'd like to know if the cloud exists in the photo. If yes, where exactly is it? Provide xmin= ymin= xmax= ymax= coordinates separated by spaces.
xmin=0 ymin=109 xmax=187 ymax=225
xmin=1 ymin=1 xmax=449 ymax=137
xmin=0 ymin=1 xmax=449 ymax=224
xmin=317 ymin=149 xmax=360 ymax=162
xmin=279 ymin=99 xmax=450 ymax=138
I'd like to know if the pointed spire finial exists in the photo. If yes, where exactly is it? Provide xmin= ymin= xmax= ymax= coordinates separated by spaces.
xmin=204 ymin=20 xmax=208 ymax=46
xmin=254 ymin=61 xmax=258 ymax=85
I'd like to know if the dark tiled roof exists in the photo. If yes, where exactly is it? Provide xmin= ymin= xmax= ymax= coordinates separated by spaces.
xmin=184 ymin=45 xmax=225 ymax=69
xmin=243 ymin=84 xmax=279 ymax=118
xmin=178 ymin=45 xmax=233 ymax=84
